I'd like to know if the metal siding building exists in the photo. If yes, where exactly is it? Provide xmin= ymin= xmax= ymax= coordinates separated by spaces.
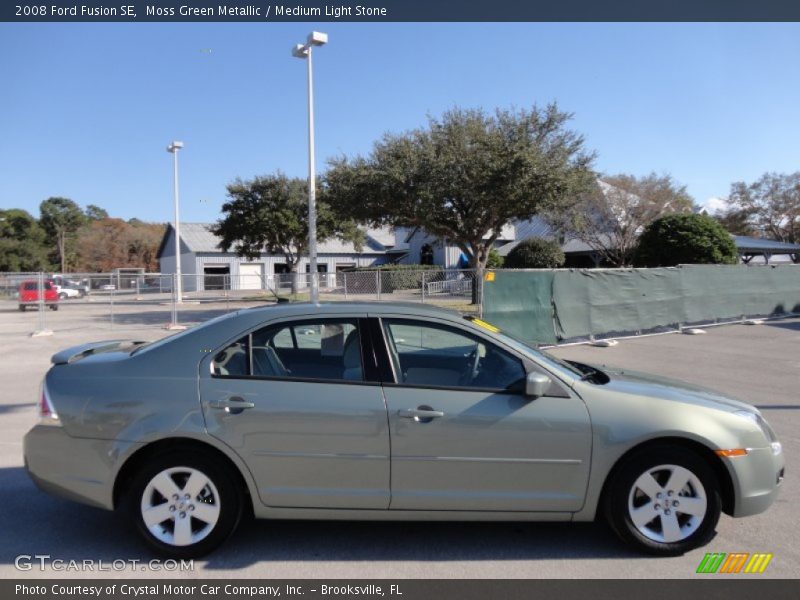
xmin=157 ymin=223 xmax=395 ymax=292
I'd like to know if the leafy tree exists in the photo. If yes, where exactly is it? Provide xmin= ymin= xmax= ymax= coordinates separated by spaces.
xmin=325 ymin=105 xmax=595 ymax=303
xmin=547 ymin=173 xmax=695 ymax=267
xmin=211 ymin=173 xmax=364 ymax=294
xmin=125 ymin=221 xmax=166 ymax=272
xmin=84 ymin=204 xmax=109 ymax=221
xmin=74 ymin=218 xmax=166 ymax=272
xmin=75 ymin=218 xmax=130 ymax=271
xmin=726 ymin=172 xmax=800 ymax=243
xmin=39 ymin=197 xmax=86 ymax=272
xmin=714 ymin=207 xmax=756 ymax=237
xmin=486 ymin=248 xmax=504 ymax=268
xmin=505 ymin=238 xmax=565 ymax=269
xmin=634 ymin=213 xmax=738 ymax=267
xmin=0 ymin=209 xmax=48 ymax=271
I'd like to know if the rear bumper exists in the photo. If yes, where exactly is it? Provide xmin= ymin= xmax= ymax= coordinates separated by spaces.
xmin=728 ymin=446 xmax=785 ymax=518
xmin=24 ymin=425 xmax=131 ymax=511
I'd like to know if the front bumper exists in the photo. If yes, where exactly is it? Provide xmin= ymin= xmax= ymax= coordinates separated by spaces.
xmin=24 ymin=425 xmax=135 ymax=511
xmin=727 ymin=445 xmax=785 ymax=518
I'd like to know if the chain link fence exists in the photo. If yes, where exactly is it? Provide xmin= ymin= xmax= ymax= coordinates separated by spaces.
xmin=0 ymin=269 xmax=482 ymax=336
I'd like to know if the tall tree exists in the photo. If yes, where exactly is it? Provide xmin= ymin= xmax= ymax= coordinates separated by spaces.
xmin=325 ymin=105 xmax=595 ymax=302
xmin=210 ymin=173 xmax=364 ymax=294
xmin=546 ymin=173 xmax=695 ymax=267
xmin=39 ymin=197 xmax=86 ymax=272
xmin=75 ymin=218 xmax=130 ymax=271
xmin=0 ymin=209 xmax=49 ymax=271
xmin=726 ymin=172 xmax=800 ymax=243
xmin=84 ymin=204 xmax=109 ymax=221
xmin=125 ymin=221 xmax=166 ymax=272
xmin=74 ymin=219 xmax=166 ymax=272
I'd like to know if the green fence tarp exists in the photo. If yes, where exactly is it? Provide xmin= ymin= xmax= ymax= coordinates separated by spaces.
xmin=482 ymin=264 xmax=800 ymax=344
xmin=482 ymin=270 xmax=557 ymax=345
xmin=681 ymin=264 xmax=800 ymax=322
xmin=552 ymin=268 xmax=683 ymax=339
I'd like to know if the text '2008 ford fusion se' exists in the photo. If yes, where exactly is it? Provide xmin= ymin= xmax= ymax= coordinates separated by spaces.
xmin=24 ymin=302 xmax=784 ymax=557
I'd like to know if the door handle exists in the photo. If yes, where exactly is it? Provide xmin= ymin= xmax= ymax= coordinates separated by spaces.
xmin=398 ymin=407 xmax=444 ymax=422
xmin=209 ymin=396 xmax=255 ymax=414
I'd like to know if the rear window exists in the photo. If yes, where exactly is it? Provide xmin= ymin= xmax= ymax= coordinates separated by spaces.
xmin=21 ymin=282 xmax=52 ymax=290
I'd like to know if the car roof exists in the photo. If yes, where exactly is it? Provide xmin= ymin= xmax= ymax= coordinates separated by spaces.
xmin=240 ymin=301 xmax=463 ymax=320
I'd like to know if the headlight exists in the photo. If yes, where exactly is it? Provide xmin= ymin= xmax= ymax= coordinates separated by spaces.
xmin=734 ymin=410 xmax=777 ymax=443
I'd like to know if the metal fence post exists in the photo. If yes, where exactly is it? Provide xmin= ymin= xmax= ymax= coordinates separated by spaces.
xmin=170 ymin=273 xmax=179 ymax=328
xmin=477 ymin=269 xmax=484 ymax=318
xmin=376 ymin=270 xmax=381 ymax=301
xmin=37 ymin=271 xmax=46 ymax=332
xmin=226 ymin=274 xmax=230 ymax=312
xmin=110 ymin=286 xmax=115 ymax=330
xmin=421 ymin=270 xmax=426 ymax=303
xmin=343 ymin=273 xmax=348 ymax=301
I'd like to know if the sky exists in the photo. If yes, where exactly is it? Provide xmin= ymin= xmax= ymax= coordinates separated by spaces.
xmin=1 ymin=22 xmax=799 ymax=224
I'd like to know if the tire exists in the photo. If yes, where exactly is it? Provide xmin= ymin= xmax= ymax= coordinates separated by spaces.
xmin=127 ymin=451 xmax=242 ymax=558
xmin=59 ymin=292 xmax=67 ymax=299
xmin=49 ymin=304 xmax=58 ymax=311
xmin=18 ymin=305 xmax=25 ymax=312
xmin=604 ymin=445 xmax=721 ymax=556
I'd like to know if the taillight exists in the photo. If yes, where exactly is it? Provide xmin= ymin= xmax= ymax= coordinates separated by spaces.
xmin=38 ymin=384 xmax=60 ymax=425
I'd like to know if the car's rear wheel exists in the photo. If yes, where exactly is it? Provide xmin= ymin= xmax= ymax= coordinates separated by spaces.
xmin=604 ymin=446 xmax=721 ymax=556
xmin=59 ymin=292 xmax=67 ymax=299
xmin=18 ymin=305 xmax=25 ymax=312
xmin=49 ymin=304 xmax=58 ymax=311
xmin=128 ymin=452 xmax=242 ymax=558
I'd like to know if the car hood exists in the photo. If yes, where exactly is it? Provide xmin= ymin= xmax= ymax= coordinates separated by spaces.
xmin=591 ymin=365 xmax=756 ymax=414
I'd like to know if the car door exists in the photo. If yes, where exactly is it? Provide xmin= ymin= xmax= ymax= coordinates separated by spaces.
xmin=199 ymin=316 xmax=390 ymax=509
xmin=377 ymin=317 xmax=592 ymax=512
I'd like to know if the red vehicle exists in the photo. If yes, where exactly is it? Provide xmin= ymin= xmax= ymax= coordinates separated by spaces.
xmin=18 ymin=280 xmax=59 ymax=311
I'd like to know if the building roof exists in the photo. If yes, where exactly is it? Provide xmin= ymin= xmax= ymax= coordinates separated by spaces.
xmin=733 ymin=236 xmax=800 ymax=254
xmin=157 ymin=223 xmax=397 ymax=258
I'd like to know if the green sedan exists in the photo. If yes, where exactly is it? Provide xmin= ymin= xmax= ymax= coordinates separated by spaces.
xmin=24 ymin=302 xmax=784 ymax=557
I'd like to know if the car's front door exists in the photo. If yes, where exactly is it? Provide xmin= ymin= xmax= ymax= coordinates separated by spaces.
xmin=200 ymin=316 xmax=390 ymax=509
xmin=378 ymin=317 xmax=592 ymax=512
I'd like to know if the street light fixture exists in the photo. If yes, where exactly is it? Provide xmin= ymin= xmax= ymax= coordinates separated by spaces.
xmin=292 ymin=31 xmax=328 ymax=304
xmin=166 ymin=140 xmax=184 ymax=304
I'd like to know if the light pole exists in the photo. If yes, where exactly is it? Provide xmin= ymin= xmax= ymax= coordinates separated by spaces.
xmin=167 ymin=140 xmax=184 ymax=304
xmin=292 ymin=31 xmax=328 ymax=304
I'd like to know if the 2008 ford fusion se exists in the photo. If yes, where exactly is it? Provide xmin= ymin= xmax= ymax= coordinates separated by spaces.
xmin=24 ymin=302 xmax=784 ymax=557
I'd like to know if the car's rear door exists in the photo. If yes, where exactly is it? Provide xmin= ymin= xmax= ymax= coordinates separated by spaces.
xmin=374 ymin=316 xmax=592 ymax=512
xmin=199 ymin=316 xmax=390 ymax=509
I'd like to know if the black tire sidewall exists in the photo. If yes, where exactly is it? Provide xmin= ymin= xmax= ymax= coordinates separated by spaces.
xmin=128 ymin=451 xmax=242 ymax=558
xmin=605 ymin=446 xmax=722 ymax=556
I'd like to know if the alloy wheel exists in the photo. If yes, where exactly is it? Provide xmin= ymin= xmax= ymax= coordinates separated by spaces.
xmin=627 ymin=464 xmax=707 ymax=543
xmin=140 ymin=466 xmax=221 ymax=547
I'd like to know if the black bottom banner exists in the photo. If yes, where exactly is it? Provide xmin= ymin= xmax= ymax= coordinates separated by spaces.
xmin=5 ymin=580 xmax=800 ymax=600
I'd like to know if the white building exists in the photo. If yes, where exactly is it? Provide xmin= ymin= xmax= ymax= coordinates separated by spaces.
xmin=157 ymin=223 xmax=398 ymax=292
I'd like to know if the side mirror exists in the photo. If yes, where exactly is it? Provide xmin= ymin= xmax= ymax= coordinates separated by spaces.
xmin=525 ymin=372 xmax=551 ymax=398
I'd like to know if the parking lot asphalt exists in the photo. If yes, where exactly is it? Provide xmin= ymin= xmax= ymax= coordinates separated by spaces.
xmin=0 ymin=301 xmax=797 ymax=579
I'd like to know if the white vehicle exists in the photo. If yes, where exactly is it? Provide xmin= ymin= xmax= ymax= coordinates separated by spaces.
xmin=53 ymin=285 xmax=81 ymax=300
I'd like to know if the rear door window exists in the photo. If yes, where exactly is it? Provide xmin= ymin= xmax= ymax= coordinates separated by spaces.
xmin=212 ymin=319 xmax=364 ymax=382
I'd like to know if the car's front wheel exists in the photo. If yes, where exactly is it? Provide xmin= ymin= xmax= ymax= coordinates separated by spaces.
xmin=129 ymin=452 xmax=242 ymax=557
xmin=604 ymin=446 xmax=721 ymax=556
